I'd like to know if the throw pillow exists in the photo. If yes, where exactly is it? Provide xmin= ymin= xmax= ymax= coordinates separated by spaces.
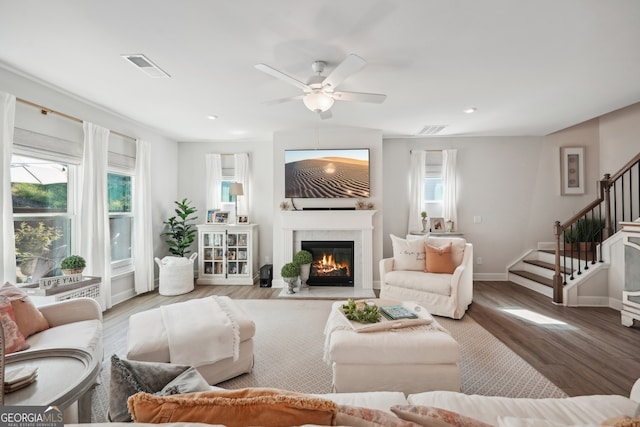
xmin=0 ymin=297 xmax=30 ymax=354
xmin=108 ymin=354 xmax=210 ymax=422
xmin=336 ymin=405 xmax=422 ymax=427
xmin=391 ymin=405 xmax=493 ymax=427
xmin=424 ymin=242 xmax=456 ymax=274
xmin=390 ymin=235 xmax=426 ymax=271
xmin=602 ymin=416 xmax=640 ymax=427
xmin=0 ymin=282 xmax=49 ymax=338
xmin=127 ymin=387 xmax=338 ymax=427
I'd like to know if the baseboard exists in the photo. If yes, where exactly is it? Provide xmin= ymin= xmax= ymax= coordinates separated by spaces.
xmin=575 ymin=295 xmax=611 ymax=307
xmin=474 ymin=273 xmax=508 ymax=281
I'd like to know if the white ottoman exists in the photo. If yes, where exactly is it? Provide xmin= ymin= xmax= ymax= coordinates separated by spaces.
xmin=127 ymin=296 xmax=255 ymax=385
xmin=324 ymin=300 xmax=460 ymax=394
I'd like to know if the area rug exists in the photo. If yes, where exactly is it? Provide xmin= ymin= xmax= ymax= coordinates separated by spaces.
xmin=91 ymin=299 xmax=566 ymax=422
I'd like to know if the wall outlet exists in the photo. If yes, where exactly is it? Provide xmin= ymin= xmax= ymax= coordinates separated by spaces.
xmin=477 ymin=257 xmax=483 ymax=265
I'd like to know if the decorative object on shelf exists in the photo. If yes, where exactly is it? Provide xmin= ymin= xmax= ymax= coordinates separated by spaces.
xmin=237 ymin=215 xmax=248 ymax=223
xmin=206 ymin=209 xmax=218 ymax=223
xmin=430 ymin=217 xmax=445 ymax=232
xmin=60 ymin=255 xmax=85 ymax=275
xmin=213 ymin=211 xmax=229 ymax=224
xmin=293 ymin=250 xmax=313 ymax=289
xmin=446 ymin=220 xmax=454 ymax=232
xmin=281 ymin=262 xmax=300 ymax=294
xmin=229 ymin=182 xmax=244 ymax=223
xmin=355 ymin=199 xmax=375 ymax=210
xmin=280 ymin=200 xmax=290 ymax=211
xmin=421 ymin=211 xmax=428 ymax=232
xmin=341 ymin=298 xmax=381 ymax=323
xmin=162 ymin=198 xmax=198 ymax=257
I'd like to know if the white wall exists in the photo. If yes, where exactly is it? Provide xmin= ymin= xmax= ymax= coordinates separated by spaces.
xmin=0 ymin=66 xmax=179 ymax=304
xmin=599 ymin=102 xmax=640 ymax=175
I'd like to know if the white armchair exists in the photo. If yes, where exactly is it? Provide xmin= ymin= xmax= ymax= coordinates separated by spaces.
xmin=379 ymin=236 xmax=473 ymax=319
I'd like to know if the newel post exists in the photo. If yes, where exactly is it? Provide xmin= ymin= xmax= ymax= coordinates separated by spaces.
xmin=553 ymin=220 xmax=563 ymax=304
xmin=602 ymin=173 xmax=613 ymax=239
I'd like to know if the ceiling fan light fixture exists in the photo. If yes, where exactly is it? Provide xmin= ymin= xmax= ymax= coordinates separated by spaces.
xmin=303 ymin=91 xmax=334 ymax=113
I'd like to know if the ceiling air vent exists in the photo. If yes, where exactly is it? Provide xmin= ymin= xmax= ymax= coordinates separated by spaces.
xmin=121 ymin=54 xmax=170 ymax=78
xmin=418 ymin=125 xmax=447 ymax=136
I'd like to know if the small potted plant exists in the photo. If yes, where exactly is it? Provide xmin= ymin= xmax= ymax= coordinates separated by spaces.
xmin=60 ymin=255 xmax=86 ymax=275
xmin=421 ymin=211 xmax=428 ymax=232
xmin=293 ymin=250 xmax=313 ymax=289
xmin=281 ymin=262 xmax=300 ymax=294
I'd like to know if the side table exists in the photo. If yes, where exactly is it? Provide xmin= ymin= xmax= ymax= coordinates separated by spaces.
xmin=4 ymin=348 xmax=100 ymax=423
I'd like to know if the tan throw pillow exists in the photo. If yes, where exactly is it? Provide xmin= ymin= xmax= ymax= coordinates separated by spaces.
xmin=390 ymin=235 xmax=426 ymax=271
xmin=0 ymin=297 xmax=30 ymax=354
xmin=127 ymin=387 xmax=338 ymax=427
xmin=424 ymin=242 xmax=456 ymax=274
xmin=391 ymin=405 xmax=493 ymax=427
xmin=0 ymin=282 xmax=50 ymax=338
xmin=337 ymin=405 xmax=422 ymax=427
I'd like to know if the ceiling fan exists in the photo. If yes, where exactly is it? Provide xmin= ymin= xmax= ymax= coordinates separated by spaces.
xmin=255 ymin=54 xmax=386 ymax=119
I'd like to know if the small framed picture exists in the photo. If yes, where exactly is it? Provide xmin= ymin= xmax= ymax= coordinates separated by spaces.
xmin=430 ymin=217 xmax=445 ymax=232
xmin=213 ymin=211 xmax=229 ymax=224
xmin=237 ymin=215 xmax=248 ymax=223
xmin=206 ymin=209 xmax=219 ymax=223
xmin=561 ymin=146 xmax=585 ymax=195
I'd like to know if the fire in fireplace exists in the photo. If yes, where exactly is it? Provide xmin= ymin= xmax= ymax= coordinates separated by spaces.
xmin=300 ymin=240 xmax=354 ymax=286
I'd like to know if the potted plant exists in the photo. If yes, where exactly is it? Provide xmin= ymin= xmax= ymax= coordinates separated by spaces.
xmin=60 ymin=255 xmax=86 ymax=275
xmin=293 ymin=250 xmax=313 ymax=289
xmin=281 ymin=262 xmax=300 ymax=294
xmin=162 ymin=198 xmax=198 ymax=257
xmin=420 ymin=211 xmax=428 ymax=232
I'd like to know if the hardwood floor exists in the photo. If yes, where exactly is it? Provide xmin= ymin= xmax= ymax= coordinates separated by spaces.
xmin=102 ymin=281 xmax=640 ymax=398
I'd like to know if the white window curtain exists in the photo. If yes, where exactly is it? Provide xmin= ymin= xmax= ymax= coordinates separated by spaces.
xmin=408 ymin=150 xmax=426 ymax=233
xmin=205 ymin=153 xmax=222 ymax=211
xmin=79 ymin=122 xmax=111 ymax=309
xmin=443 ymin=149 xmax=458 ymax=231
xmin=234 ymin=153 xmax=250 ymax=216
xmin=0 ymin=92 xmax=16 ymax=283
xmin=134 ymin=139 xmax=154 ymax=294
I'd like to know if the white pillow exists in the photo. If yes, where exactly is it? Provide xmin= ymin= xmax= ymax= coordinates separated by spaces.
xmin=498 ymin=416 xmax=599 ymax=427
xmin=390 ymin=234 xmax=426 ymax=271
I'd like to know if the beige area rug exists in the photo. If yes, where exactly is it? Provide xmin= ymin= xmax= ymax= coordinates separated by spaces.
xmin=91 ymin=299 xmax=566 ymax=422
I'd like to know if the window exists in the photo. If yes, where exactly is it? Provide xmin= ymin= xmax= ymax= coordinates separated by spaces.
xmin=108 ymin=173 xmax=133 ymax=266
xmin=423 ymin=151 xmax=444 ymax=217
xmin=11 ymin=154 xmax=72 ymax=283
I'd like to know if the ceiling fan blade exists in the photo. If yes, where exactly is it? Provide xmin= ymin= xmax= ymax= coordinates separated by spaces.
xmin=332 ymin=91 xmax=387 ymax=104
xmin=254 ymin=63 xmax=309 ymax=90
xmin=318 ymin=110 xmax=332 ymax=120
xmin=263 ymin=95 xmax=304 ymax=106
xmin=322 ymin=54 xmax=367 ymax=90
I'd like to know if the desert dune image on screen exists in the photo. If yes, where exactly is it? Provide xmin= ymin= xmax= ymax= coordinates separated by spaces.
xmin=285 ymin=149 xmax=370 ymax=198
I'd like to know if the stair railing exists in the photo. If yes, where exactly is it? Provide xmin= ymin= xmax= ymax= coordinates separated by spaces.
xmin=553 ymin=152 xmax=640 ymax=304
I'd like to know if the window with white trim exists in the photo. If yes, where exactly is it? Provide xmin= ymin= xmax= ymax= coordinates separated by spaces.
xmin=423 ymin=151 xmax=444 ymax=218
xmin=108 ymin=172 xmax=133 ymax=267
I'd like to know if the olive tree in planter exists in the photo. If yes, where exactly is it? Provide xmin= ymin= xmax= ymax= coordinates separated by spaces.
xmin=293 ymin=250 xmax=313 ymax=289
xmin=162 ymin=198 xmax=198 ymax=257
xmin=281 ymin=262 xmax=300 ymax=294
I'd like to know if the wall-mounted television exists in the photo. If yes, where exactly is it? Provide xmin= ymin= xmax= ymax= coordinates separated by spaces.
xmin=284 ymin=148 xmax=370 ymax=198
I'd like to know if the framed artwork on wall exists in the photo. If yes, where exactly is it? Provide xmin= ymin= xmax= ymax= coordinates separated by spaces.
xmin=561 ymin=147 xmax=585 ymax=195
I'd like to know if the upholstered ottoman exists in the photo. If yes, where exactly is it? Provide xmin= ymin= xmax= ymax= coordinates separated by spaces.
xmin=127 ymin=296 xmax=255 ymax=385
xmin=324 ymin=300 xmax=460 ymax=394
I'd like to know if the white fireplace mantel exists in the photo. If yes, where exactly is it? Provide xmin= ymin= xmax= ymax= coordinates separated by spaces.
xmin=278 ymin=210 xmax=376 ymax=291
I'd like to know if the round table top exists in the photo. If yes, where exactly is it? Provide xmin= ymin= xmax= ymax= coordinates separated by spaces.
xmin=4 ymin=348 xmax=100 ymax=410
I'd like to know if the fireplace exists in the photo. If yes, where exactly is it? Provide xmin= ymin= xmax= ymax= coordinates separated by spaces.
xmin=301 ymin=240 xmax=354 ymax=286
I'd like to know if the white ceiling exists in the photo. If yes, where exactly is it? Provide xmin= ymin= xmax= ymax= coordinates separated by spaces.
xmin=1 ymin=0 xmax=639 ymax=142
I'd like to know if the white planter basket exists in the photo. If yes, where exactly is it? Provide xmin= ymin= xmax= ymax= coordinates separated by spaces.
xmin=155 ymin=253 xmax=197 ymax=296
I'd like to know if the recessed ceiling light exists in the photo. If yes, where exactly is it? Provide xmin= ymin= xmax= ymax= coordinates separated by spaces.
xmin=463 ymin=107 xmax=477 ymax=114
xmin=207 ymin=115 xmax=218 ymax=120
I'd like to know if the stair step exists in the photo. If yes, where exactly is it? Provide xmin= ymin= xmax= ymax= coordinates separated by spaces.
xmin=523 ymin=259 xmax=573 ymax=275
xmin=509 ymin=270 xmax=554 ymax=287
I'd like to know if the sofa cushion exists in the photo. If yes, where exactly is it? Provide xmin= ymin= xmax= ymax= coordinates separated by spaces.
xmin=384 ymin=270 xmax=452 ymax=296
xmin=407 ymin=391 xmax=638 ymax=426
xmin=391 ymin=235 xmax=426 ymax=271
xmin=0 ymin=297 xmax=30 ymax=353
xmin=424 ymin=242 xmax=456 ymax=274
xmin=127 ymin=388 xmax=338 ymax=427
xmin=25 ymin=319 xmax=102 ymax=360
xmin=109 ymin=354 xmax=210 ymax=422
xmin=0 ymin=282 xmax=50 ymax=338
xmin=427 ymin=237 xmax=466 ymax=267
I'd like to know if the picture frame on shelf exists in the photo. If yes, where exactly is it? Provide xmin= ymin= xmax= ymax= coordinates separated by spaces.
xmin=430 ymin=217 xmax=445 ymax=232
xmin=213 ymin=211 xmax=229 ymax=224
xmin=237 ymin=215 xmax=248 ymax=223
xmin=206 ymin=209 xmax=219 ymax=223
xmin=561 ymin=146 xmax=585 ymax=195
